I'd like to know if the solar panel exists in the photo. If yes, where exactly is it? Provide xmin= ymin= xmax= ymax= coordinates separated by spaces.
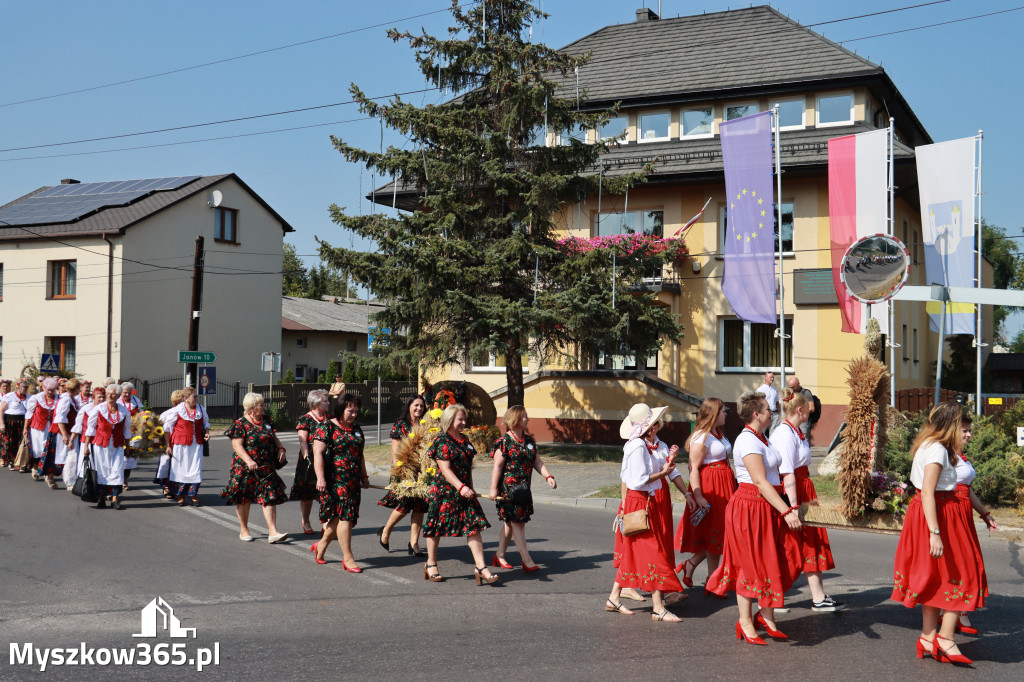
xmin=0 ymin=175 xmax=200 ymax=226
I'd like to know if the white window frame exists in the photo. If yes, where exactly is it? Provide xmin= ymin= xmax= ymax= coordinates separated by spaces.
xmin=771 ymin=97 xmax=805 ymax=131
xmin=816 ymin=92 xmax=854 ymax=128
xmin=637 ymin=110 xmax=671 ymax=143
xmin=598 ymin=349 xmax=659 ymax=371
xmin=717 ymin=201 xmax=795 ymax=257
xmin=468 ymin=351 xmax=530 ymax=374
xmin=556 ymin=123 xmax=587 ymax=146
xmin=593 ymin=208 xmax=664 ymax=238
xmin=599 ymin=115 xmax=629 ymax=142
xmin=717 ymin=317 xmax=794 ymax=373
xmin=680 ymin=106 xmax=715 ymax=139
xmin=725 ymin=101 xmax=759 ymax=122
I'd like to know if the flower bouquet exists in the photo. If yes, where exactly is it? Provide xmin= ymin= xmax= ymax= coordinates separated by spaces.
xmin=128 ymin=410 xmax=164 ymax=460
xmin=388 ymin=408 xmax=444 ymax=500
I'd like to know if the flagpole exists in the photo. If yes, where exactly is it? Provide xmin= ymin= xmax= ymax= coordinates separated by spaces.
xmin=888 ymin=118 xmax=897 ymax=407
xmin=773 ymin=104 xmax=786 ymax=391
xmin=975 ymin=129 xmax=985 ymax=415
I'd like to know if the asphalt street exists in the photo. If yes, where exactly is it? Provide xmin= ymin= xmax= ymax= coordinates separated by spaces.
xmin=1 ymin=434 xmax=1022 ymax=681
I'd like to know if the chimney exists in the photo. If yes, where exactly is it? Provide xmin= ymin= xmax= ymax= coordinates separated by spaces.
xmin=61 ymin=178 xmax=80 ymax=184
xmin=636 ymin=7 xmax=659 ymax=22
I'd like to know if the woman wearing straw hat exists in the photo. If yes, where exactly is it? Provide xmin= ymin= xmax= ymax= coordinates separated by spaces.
xmin=605 ymin=403 xmax=685 ymax=622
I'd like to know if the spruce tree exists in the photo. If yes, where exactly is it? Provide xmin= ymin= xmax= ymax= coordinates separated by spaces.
xmin=320 ymin=0 xmax=684 ymax=406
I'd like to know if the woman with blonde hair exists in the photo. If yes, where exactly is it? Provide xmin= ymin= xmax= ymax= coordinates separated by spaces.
xmin=421 ymin=403 xmax=497 ymax=585
xmin=773 ymin=388 xmax=843 ymax=612
xmin=488 ymin=405 xmax=556 ymax=572
xmin=164 ymin=387 xmax=209 ymax=507
xmin=53 ymin=379 xmax=82 ymax=490
xmin=891 ymin=402 xmax=982 ymax=664
xmin=154 ymin=390 xmax=184 ymax=497
xmin=707 ymin=391 xmax=803 ymax=644
xmin=676 ymin=397 xmax=736 ymax=594
xmin=84 ymin=384 xmax=132 ymax=509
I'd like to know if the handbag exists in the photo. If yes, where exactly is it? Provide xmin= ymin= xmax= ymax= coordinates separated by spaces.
xmin=72 ymin=450 xmax=99 ymax=503
xmin=202 ymin=441 xmax=210 ymax=458
xmin=295 ymin=455 xmax=318 ymax=484
xmin=275 ymin=454 xmax=288 ymax=470
xmin=620 ymin=494 xmax=651 ymax=537
xmin=504 ymin=481 xmax=532 ymax=506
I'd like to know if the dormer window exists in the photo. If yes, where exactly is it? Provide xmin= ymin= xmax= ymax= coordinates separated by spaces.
xmin=681 ymin=107 xmax=714 ymax=138
xmin=726 ymin=103 xmax=758 ymax=121
xmin=557 ymin=123 xmax=587 ymax=146
xmin=772 ymin=98 xmax=806 ymax=130
xmin=816 ymin=93 xmax=854 ymax=127
xmin=600 ymin=116 xmax=629 ymax=142
xmin=638 ymin=111 xmax=670 ymax=142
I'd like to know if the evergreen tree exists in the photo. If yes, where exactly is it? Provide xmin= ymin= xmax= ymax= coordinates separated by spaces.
xmin=282 ymin=243 xmax=309 ymax=296
xmin=320 ymin=0 xmax=684 ymax=406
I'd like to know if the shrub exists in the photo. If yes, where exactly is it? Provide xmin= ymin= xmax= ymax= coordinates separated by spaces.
xmin=326 ymin=360 xmax=339 ymax=383
xmin=342 ymin=359 xmax=357 ymax=383
xmin=317 ymin=372 xmax=327 ymax=383
xmin=280 ymin=369 xmax=295 ymax=385
xmin=266 ymin=405 xmax=292 ymax=431
xmin=881 ymin=411 xmax=926 ymax=481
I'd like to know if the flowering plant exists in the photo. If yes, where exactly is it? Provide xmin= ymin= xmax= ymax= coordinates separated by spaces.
xmin=433 ymin=389 xmax=456 ymax=411
xmin=868 ymin=471 xmax=911 ymax=517
xmin=557 ymin=233 xmax=689 ymax=267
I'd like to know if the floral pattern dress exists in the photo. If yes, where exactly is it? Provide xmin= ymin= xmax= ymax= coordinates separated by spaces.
xmin=313 ymin=421 xmax=365 ymax=524
xmin=422 ymin=432 xmax=490 ymax=538
xmin=490 ymin=432 xmax=537 ymax=523
xmin=378 ymin=418 xmax=428 ymax=514
xmin=220 ymin=417 xmax=288 ymax=507
xmin=289 ymin=412 xmax=326 ymax=501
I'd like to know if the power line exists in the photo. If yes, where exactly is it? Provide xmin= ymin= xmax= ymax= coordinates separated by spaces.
xmin=805 ymin=0 xmax=953 ymax=27
xmin=839 ymin=5 xmax=1024 ymax=43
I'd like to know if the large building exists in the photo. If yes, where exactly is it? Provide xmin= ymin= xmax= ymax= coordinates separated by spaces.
xmin=0 ymin=174 xmax=292 ymax=385
xmin=383 ymin=6 xmax=993 ymax=442
xmin=281 ymin=296 xmax=383 ymax=381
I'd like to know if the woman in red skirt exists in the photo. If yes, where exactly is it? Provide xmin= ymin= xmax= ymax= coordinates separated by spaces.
xmin=891 ymin=402 xmax=982 ymax=665
xmin=773 ymin=388 xmax=844 ymax=612
xmin=676 ymin=397 xmax=736 ymax=594
xmin=605 ymin=404 xmax=685 ymax=622
xmin=707 ymin=391 xmax=803 ymax=645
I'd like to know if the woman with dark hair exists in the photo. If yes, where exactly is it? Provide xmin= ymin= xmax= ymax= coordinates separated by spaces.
xmin=377 ymin=395 xmax=428 ymax=555
xmin=676 ymin=396 xmax=736 ymax=594
xmin=891 ymin=402 xmax=984 ymax=664
xmin=707 ymin=391 xmax=803 ymax=644
xmin=311 ymin=392 xmax=369 ymax=570
xmin=292 ymin=389 xmax=331 ymax=535
xmin=488 ymin=405 xmax=556 ymax=572
xmin=84 ymin=384 xmax=132 ymax=509
xmin=421 ymin=403 xmax=497 ymax=585
xmin=0 ymin=380 xmax=29 ymax=470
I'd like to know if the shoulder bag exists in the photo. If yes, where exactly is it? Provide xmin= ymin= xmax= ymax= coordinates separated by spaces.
xmin=72 ymin=448 xmax=100 ymax=503
xmin=620 ymin=493 xmax=651 ymax=537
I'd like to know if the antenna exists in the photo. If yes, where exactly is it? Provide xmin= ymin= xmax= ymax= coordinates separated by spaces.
xmin=207 ymin=190 xmax=223 ymax=208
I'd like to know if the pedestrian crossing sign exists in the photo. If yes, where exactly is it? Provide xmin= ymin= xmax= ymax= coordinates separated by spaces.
xmin=40 ymin=353 xmax=60 ymax=373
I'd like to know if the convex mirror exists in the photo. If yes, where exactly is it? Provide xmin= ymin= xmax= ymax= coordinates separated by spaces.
xmin=839 ymin=234 xmax=910 ymax=303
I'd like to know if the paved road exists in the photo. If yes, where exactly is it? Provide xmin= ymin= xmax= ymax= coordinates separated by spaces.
xmin=1 ymin=436 xmax=1021 ymax=680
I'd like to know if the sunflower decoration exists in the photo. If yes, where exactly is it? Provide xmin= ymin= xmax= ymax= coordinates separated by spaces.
xmin=389 ymin=408 xmax=444 ymax=500
xmin=129 ymin=410 xmax=164 ymax=459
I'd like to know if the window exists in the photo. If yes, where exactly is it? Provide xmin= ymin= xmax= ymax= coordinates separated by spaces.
xmin=598 ymin=349 xmax=658 ymax=371
xmin=296 ymin=337 xmax=306 ymax=348
xmin=594 ymin=209 xmax=663 ymax=238
xmin=726 ymin=102 xmax=758 ymax=121
xmin=0 ymin=263 xmax=4 ymax=301
xmin=600 ymin=116 xmax=628 ymax=141
xmin=638 ymin=111 xmax=670 ymax=142
xmin=816 ymin=93 xmax=854 ymax=127
xmin=902 ymin=324 xmax=909 ymax=361
xmin=913 ymin=328 xmax=919 ymax=363
xmin=772 ymin=98 xmax=805 ymax=130
xmin=470 ymin=337 xmax=528 ymax=372
xmin=44 ymin=337 xmax=76 ymax=372
xmin=556 ymin=123 xmax=587 ymax=146
xmin=346 ymin=340 xmax=357 ymax=352
xmin=681 ymin=107 xmax=714 ymax=138
xmin=719 ymin=202 xmax=794 ymax=255
xmin=214 ymin=207 xmax=238 ymax=243
xmin=526 ymin=125 xmax=546 ymax=147
xmin=719 ymin=318 xmax=793 ymax=372
xmin=294 ymin=364 xmax=307 ymax=382
xmin=48 ymin=260 xmax=76 ymax=299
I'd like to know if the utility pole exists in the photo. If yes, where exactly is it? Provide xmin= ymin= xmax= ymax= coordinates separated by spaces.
xmin=186 ymin=236 xmax=205 ymax=387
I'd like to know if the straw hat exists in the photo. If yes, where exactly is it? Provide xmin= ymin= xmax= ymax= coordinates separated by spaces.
xmin=620 ymin=403 xmax=669 ymax=440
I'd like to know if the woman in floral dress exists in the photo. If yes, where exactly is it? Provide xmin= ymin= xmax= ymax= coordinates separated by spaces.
xmin=221 ymin=392 xmax=289 ymax=544
xmin=291 ymin=389 xmax=330 ymax=535
xmin=377 ymin=395 xmax=428 ymax=555
xmin=421 ymin=404 xmax=498 ymax=585
xmin=488 ymin=406 xmax=556 ymax=573
xmin=311 ymin=393 xmax=369 ymax=572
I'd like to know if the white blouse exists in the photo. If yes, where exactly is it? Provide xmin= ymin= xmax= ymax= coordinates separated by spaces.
xmin=954 ymin=456 xmax=977 ymax=487
xmin=733 ymin=429 xmax=782 ymax=486
xmin=54 ymin=393 xmax=77 ymax=425
xmin=620 ymin=437 xmax=681 ymax=493
xmin=689 ymin=429 xmax=731 ymax=464
xmin=1 ymin=392 xmax=27 ymax=416
xmin=771 ymin=422 xmax=811 ymax=475
xmin=910 ymin=441 xmax=957 ymax=491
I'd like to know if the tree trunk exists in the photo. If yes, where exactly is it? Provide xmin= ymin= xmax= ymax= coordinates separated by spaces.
xmin=505 ymin=338 xmax=525 ymax=408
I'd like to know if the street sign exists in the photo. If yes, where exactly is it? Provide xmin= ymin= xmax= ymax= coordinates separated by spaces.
xmin=1017 ymin=427 xmax=1024 ymax=448
xmin=198 ymin=367 xmax=217 ymax=396
xmin=261 ymin=352 xmax=281 ymax=372
xmin=39 ymin=354 xmax=60 ymax=373
xmin=178 ymin=350 xmax=216 ymax=363
xmin=367 ymin=326 xmax=390 ymax=352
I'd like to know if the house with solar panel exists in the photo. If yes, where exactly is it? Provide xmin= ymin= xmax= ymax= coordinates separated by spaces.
xmin=381 ymin=5 xmax=995 ymax=443
xmin=0 ymin=174 xmax=293 ymax=390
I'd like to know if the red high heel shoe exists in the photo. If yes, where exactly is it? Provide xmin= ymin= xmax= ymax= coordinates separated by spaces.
xmin=956 ymin=615 xmax=979 ymax=635
xmin=492 ymin=555 xmax=513 ymax=569
xmin=677 ymin=558 xmax=698 ymax=588
xmin=735 ymin=621 xmax=766 ymax=646
xmin=522 ymin=562 xmax=541 ymax=573
xmin=310 ymin=543 xmax=326 ymax=565
xmin=915 ymin=636 xmax=933 ymax=659
xmin=932 ymin=636 xmax=972 ymax=665
xmin=754 ymin=611 xmax=788 ymax=639
xmin=342 ymin=561 xmax=363 ymax=574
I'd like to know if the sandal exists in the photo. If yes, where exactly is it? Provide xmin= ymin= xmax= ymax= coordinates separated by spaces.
xmin=423 ymin=564 xmax=444 ymax=582
xmin=619 ymin=587 xmax=646 ymax=602
xmin=652 ymin=610 xmax=681 ymax=622
xmin=678 ymin=557 xmax=699 ymax=588
xmin=604 ymin=599 xmax=634 ymax=615
xmin=664 ymin=592 xmax=688 ymax=606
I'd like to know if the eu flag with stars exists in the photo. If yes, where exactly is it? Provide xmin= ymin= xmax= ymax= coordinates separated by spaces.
xmin=721 ymin=111 xmax=777 ymax=324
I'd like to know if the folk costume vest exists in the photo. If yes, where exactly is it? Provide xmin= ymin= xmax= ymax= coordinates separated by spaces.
xmin=93 ymin=404 xmax=126 ymax=448
xmin=170 ymin=404 xmax=204 ymax=446
xmin=29 ymin=395 xmax=56 ymax=431
xmin=51 ymin=394 xmax=79 ymax=434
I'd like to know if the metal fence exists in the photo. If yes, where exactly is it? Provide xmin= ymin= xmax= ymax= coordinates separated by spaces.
xmin=137 ymin=375 xmax=243 ymax=419
xmin=894 ymin=388 xmax=1023 ymax=417
xmin=247 ymin=381 xmax=419 ymax=425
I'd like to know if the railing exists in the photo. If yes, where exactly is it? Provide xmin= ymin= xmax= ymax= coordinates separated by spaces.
xmin=894 ymin=388 xmax=1023 ymax=417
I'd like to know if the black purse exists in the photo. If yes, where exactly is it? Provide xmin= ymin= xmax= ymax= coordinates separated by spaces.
xmin=202 ymin=441 xmax=210 ymax=458
xmin=72 ymin=449 xmax=99 ymax=503
xmin=295 ymin=455 xmax=318 ymax=484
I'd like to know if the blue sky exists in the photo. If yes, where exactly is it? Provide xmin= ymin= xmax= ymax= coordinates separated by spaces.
xmin=2 ymin=1 xmax=1022 ymax=334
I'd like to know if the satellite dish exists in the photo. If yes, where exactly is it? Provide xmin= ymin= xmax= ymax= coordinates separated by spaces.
xmin=839 ymin=234 xmax=910 ymax=304
xmin=208 ymin=190 xmax=223 ymax=208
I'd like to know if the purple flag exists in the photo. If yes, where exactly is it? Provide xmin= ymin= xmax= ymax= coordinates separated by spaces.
xmin=721 ymin=111 xmax=777 ymax=324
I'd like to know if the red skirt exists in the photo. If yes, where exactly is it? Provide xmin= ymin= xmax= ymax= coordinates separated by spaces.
xmin=676 ymin=461 xmax=736 ymax=556
xmin=953 ymin=484 xmax=988 ymax=600
xmin=792 ymin=466 xmax=835 ymax=572
xmin=891 ymin=491 xmax=985 ymax=611
xmin=706 ymin=483 xmax=802 ymax=608
xmin=615 ymin=488 xmax=684 ymax=594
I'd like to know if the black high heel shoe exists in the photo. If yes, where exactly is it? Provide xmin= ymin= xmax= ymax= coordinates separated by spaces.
xmin=376 ymin=527 xmax=390 ymax=552
xmin=408 ymin=543 xmax=426 ymax=557
xmin=474 ymin=566 xmax=500 ymax=586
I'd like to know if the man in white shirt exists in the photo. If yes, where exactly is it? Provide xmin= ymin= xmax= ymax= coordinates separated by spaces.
xmin=755 ymin=372 xmax=780 ymax=434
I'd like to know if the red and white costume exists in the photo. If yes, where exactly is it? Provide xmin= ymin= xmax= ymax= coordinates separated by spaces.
xmin=154 ymin=406 xmax=178 ymax=482
xmin=773 ymin=420 xmax=835 ymax=573
xmin=72 ymin=401 xmax=101 ymax=481
xmin=53 ymin=392 xmax=80 ymax=466
xmin=24 ymin=392 xmax=58 ymax=459
xmin=675 ymin=429 xmax=736 ymax=556
xmin=85 ymin=402 xmax=132 ymax=487
xmin=164 ymin=402 xmax=209 ymax=487
xmin=119 ymin=394 xmax=143 ymax=471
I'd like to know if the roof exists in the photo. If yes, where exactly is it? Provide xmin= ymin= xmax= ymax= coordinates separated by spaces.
xmin=282 ymin=296 xmax=385 ymax=334
xmin=0 ymin=173 xmax=293 ymax=240
xmin=985 ymin=353 xmax=1024 ymax=373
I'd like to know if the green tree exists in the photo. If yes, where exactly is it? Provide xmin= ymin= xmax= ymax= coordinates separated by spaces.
xmin=282 ymin=243 xmax=309 ymax=296
xmin=319 ymin=0 xmax=684 ymax=406
xmin=326 ymin=360 xmax=339 ymax=382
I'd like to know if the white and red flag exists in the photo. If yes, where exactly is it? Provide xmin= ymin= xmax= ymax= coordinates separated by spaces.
xmin=828 ymin=129 xmax=889 ymax=334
